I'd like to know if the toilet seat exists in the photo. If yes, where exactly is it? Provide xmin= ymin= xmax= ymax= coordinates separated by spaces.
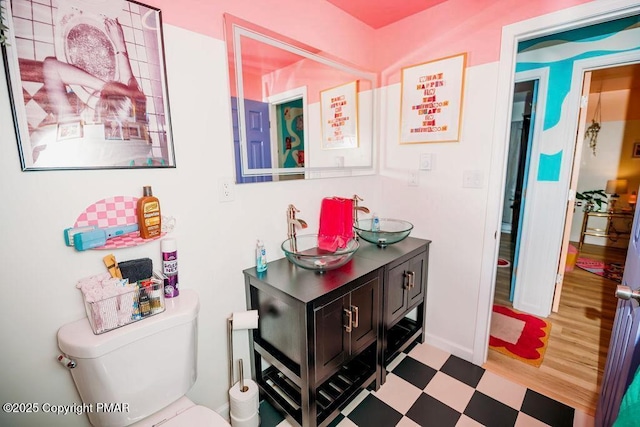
xmin=161 ymin=405 xmax=230 ymax=427
xmin=130 ymin=397 xmax=230 ymax=427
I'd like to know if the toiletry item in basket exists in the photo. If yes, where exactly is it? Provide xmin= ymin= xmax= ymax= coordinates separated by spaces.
xmin=103 ymin=254 xmax=123 ymax=279
xmin=132 ymin=298 xmax=141 ymax=320
xmin=149 ymin=281 xmax=164 ymax=314
xmin=137 ymin=186 xmax=161 ymax=239
xmin=119 ymin=258 xmax=153 ymax=284
xmin=138 ymin=288 xmax=151 ymax=317
xmin=161 ymin=238 xmax=179 ymax=298
xmin=73 ymin=224 xmax=139 ymax=251
xmin=139 ymin=279 xmax=164 ymax=314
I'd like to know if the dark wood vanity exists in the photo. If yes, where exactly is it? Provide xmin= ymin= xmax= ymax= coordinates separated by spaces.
xmin=243 ymin=237 xmax=430 ymax=427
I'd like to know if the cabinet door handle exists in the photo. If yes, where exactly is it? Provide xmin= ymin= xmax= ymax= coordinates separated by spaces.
xmin=351 ymin=305 xmax=359 ymax=328
xmin=405 ymin=271 xmax=415 ymax=289
xmin=344 ymin=308 xmax=352 ymax=333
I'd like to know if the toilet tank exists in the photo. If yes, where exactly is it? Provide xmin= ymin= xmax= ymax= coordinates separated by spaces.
xmin=58 ymin=289 xmax=200 ymax=427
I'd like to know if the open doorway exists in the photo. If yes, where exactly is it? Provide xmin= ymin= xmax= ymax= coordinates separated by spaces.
xmin=488 ymin=62 xmax=640 ymax=415
xmin=554 ymin=63 xmax=640 ymax=308
xmin=267 ymin=87 xmax=307 ymax=181
xmin=498 ymin=80 xmax=537 ymax=302
xmin=478 ymin=0 xmax=640 ymax=417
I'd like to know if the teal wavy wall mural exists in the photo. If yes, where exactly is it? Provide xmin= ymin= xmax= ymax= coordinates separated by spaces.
xmin=515 ymin=16 xmax=640 ymax=182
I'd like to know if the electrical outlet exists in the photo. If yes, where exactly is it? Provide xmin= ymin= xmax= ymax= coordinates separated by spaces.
xmin=462 ymin=170 xmax=484 ymax=189
xmin=408 ymin=170 xmax=419 ymax=187
xmin=218 ymin=179 xmax=235 ymax=202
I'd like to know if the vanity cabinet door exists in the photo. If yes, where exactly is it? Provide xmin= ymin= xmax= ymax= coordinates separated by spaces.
xmin=315 ymin=295 xmax=350 ymax=382
xmin=386 ymin=252 xmax=426 ymax=326
xmin=386 ymin=261 xmax=410 ymax=326
xmin=349 ymin=277 xmax=379 ymax=356
xmin=314 ymin=277 xmax=379 ymax=383
xmin=406 ymin=254 xmax=426 ymax=308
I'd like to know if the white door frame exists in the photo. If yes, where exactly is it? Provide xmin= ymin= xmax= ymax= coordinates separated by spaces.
xmin=473 ymin=0 xmax=640 ymax=366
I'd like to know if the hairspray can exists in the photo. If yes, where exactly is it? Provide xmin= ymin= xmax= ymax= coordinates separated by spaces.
xmin=161 ymin=238 xmax=179 ymax=298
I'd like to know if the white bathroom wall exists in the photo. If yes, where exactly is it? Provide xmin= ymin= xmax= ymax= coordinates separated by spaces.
xmin=0 ymin=26 xmax=381 ymax=427
xmin=378 ymin=62 xmax=499 ymax=359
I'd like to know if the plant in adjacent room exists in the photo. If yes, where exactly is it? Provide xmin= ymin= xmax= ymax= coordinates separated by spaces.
xmin=576 ymin=189 xmax=607 ymax=212
xmin=585 ymin=92 xmax=602 ymax=156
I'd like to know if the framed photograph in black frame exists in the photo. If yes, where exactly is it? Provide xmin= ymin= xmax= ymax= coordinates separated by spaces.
xmin=2 ymin=0 xmax=175 ymax=170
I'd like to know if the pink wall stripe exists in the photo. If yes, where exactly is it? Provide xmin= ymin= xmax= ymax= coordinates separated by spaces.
xmin=142 ymin=0 xmax=377 ymax=71
xmin=374 ymin=0 xmax=594 ymax=85
xmin=145 ymin=0 xmax=595 ymax=85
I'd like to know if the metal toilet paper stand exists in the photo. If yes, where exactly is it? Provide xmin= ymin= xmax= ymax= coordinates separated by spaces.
xmin=227 ymin=311 xmax=258 ymax=390
xmin=237 ymin=360 xmax=248 ymax=392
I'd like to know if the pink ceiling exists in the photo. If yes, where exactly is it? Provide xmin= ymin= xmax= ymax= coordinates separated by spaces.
xmin=240 ymin=37 xmax=305 ymax=75
xmin=326 ymin=0 xmax=448 ymax=29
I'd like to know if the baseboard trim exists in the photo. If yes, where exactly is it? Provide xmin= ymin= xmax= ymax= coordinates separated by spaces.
xmin=425 ymin=333 xmax=475 ymax=364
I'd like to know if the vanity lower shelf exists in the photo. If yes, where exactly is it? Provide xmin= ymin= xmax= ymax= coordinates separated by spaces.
xmin=259 ymin=344 xmax=377 ymax=426
xmin=385 ymin=316 xmax=422 ymax=365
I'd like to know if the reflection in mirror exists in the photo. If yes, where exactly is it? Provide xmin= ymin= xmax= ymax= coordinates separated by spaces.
xmin=224 ymin=14 xmax=377 ymax=183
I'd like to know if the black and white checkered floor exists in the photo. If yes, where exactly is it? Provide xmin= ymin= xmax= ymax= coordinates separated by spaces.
xmin=257 ymin=342 xmax=594 ymax=427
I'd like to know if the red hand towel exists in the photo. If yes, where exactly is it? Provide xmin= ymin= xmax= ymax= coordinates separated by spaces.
xmin=318 ymin=197 xmax=353 ymax=252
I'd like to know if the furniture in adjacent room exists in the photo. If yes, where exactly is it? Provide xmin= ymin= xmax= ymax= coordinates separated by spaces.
xmin=579 ymin=210 xmax=634 ymax=250
xmin=243 ymin=237 xmax=430 ymax=427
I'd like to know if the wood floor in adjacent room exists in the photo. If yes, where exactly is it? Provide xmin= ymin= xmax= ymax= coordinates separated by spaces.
xmin=483 ymin=233 xmax=627 ymax=417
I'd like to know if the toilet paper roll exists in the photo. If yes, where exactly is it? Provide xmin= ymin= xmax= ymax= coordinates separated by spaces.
xmin=230 ymin=411 xmax=259 ymax=427
xmin=229 ymin=378 xmax=259 ymax=420
xmin=232 ymin=310 xmax=259 ymax=330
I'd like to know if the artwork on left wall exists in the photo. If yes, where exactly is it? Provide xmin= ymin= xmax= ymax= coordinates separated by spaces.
xmin=2 ymin=0 xmax=176 ymax=171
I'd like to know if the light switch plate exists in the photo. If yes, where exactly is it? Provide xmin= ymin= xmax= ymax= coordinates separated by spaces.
xmin=419 ymin=153 xmax=433 ymax=170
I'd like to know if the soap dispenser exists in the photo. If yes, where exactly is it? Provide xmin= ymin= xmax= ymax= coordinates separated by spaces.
xmin=256 ymin=240 xmax=267 ymax=273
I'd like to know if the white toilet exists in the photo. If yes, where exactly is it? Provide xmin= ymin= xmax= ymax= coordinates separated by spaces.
xmin=57 ymin=289 xmax=231 ymax=427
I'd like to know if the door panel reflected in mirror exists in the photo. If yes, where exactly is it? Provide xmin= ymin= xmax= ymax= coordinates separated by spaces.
xmin=224 ymin=14 xmax=378 ymax=183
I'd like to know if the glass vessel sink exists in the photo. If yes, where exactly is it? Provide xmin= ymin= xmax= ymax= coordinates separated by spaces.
xmin=281 ymin=234 xmax=359 ymax=272
xmin=354 ymin=218 xmax=413 ymax=248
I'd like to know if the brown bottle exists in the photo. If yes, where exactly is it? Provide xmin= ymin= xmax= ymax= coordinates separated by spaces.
xmin=137 ymin=186 xmax=161 ymax=239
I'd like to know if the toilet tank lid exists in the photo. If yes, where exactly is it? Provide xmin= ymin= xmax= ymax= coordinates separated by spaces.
xmin=58 ymin=289 xmax=200 ymax=359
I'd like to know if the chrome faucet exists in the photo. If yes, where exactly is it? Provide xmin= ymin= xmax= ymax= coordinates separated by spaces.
xmin=352 ymin=195 xmax=370 ymax=226
xmin=287 ymin=204 xmax=308 ymax=242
